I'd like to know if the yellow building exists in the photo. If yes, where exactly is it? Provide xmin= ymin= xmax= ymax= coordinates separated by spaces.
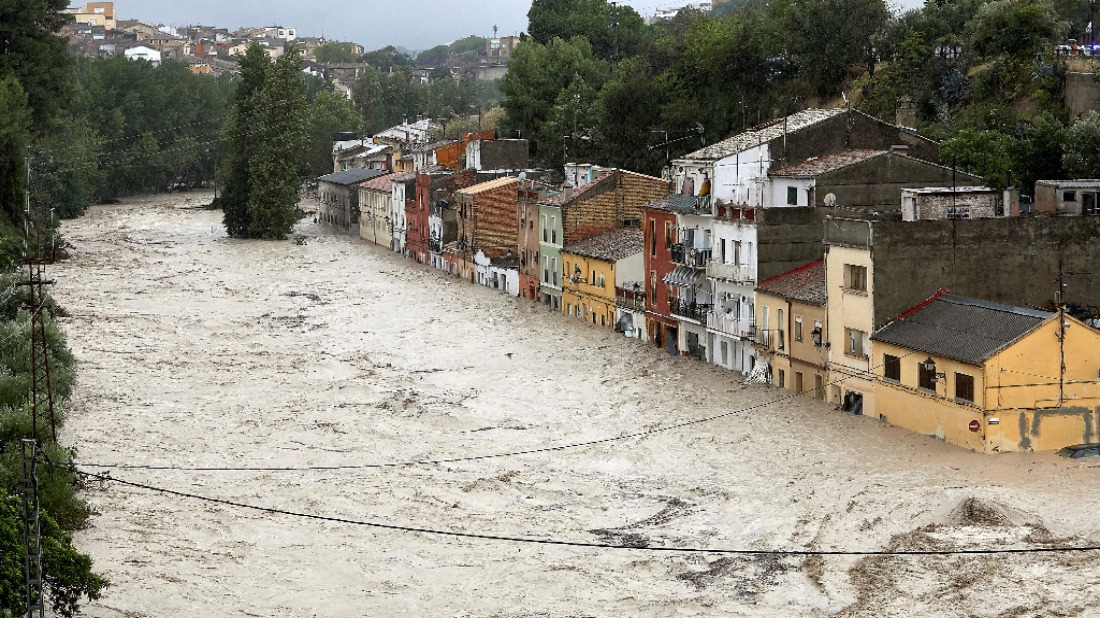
xmin=825 ymin=241 xmax=876 ymax=416
xmin=872 ymin=293 xmax=1100 ymax=453
xmin=561 ymin=229 xmax=644 ymax=329
xmin=66 ymin=2 xmax=116 ymax=30
xmin=753 ymin=261 xmax=829 ymax=398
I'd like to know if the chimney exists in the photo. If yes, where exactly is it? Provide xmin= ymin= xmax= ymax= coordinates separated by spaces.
xmin=890 ymin=144 xmax=909 ymax=157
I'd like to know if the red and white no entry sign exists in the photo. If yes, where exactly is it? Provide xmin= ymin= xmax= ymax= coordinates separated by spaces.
xmin=969 ymin=420 xmax=981 ymax=432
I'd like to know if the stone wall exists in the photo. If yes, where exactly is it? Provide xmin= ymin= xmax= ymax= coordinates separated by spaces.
xmin=871 ymin=215 xmax=1100 ymax=327
xmin=814 ymin=155 xmax=984 ymax=210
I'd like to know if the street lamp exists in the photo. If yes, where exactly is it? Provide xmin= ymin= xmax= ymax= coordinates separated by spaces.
xmin=921 ymin=357 xmax=946 ymax=382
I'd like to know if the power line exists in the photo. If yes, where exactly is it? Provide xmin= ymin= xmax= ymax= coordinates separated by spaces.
xmin=56 ymin=462 xmax=1100 ymax=557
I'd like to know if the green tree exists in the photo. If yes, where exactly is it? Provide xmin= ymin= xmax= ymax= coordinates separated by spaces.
xmin=0 ymin=77 xmax=28 ymax=228
xmin=1011 ymin=112 xmax=1067 ymax=192
xmin=314 ymin=42 xmax=360 ymax=64
xmin=941 ymin=128 xmax=1016 ymax=188
xmin=244 ymin=46 xmax=310 ymax=239
xmin=1063 ymin=111 xmax=1100 ymax=178
xmin=499 ymin=36 xmax=609 ymax=163
xmin=782 ymin=0 xmax=890 ymax=97
xmin=416 ymin=44 xmax=451 ymax=66
xmin=306 ymin=90 xmax=360 ymax=179
xmin=361 ymin=45 xmax=415 ymax=71
xmin=0 ymin=0 xmax=71 ymax=128
xmin=528 ymin=0 xmax=650 ymax=59
xmin=220 ymin=44 xmax=272 ymax=237
xmin=966 ymin=0 xmax=1066 ymax=60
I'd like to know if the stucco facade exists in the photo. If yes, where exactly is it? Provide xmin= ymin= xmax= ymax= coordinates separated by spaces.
xmin=824 ymin=242 xmax=876 ymax=416
xmin=872 ymin=296 xmax=1100 ymax=453
xmin=358 ymin=174 xmax=394 ymax=247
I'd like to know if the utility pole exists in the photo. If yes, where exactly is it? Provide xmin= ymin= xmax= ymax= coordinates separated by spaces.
xmin=1056 ymin=263 xmax=1067 ymax=406
xmin=21 ymin=149 xmax=59 ymax=445
xmin=21 ymin=439 xmax=44 ymax=618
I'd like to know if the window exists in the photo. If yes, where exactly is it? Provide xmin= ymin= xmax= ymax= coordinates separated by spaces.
xmin=777 ymin=308 xmax=785 ymax=350
xmin=778 ymin=369 xmax=785 ymax=388
xmin=1064 ymin=191 xmax=1078 ymax=202
xmin=883 ymin=354 xmax=900 ymax=381
xmin=541 ymin=215 xmax=547 ymax=242
xmin=551 ymin=216 xmax=558 ymax=244
xmin=567 ymin=303 xmax=573 ymax=315
xmin=650 ymin=271 xmax=658 ymax=306
xmin=845 ymin=264 xmax=868 ymax=291
xmin=955 ymin=373 xmax=975 ymax=403
xmin=591 ymin=270 xmax=596 ymax=287
xmin=649 ymin=219 xmax=656 ymax=256
xmin=761 ymin=306 xmax=770 ymax=346
xmin=918 ymin=361 xmax=936 ymax=391
xmin=787 ymin=186 xmax=798 ymax=206
xmin=794 ymin=316 xmax=803 ymax=342
xmin=947 ymin=206 xmax=971 ymax=219
xmin=665 ymin=222 xmax=674 ymax=248
xmin=846 ymin=328 xmax=867 ymax=357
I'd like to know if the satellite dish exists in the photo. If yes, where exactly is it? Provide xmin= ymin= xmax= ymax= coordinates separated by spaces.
xmin=518 ymin=171 xmax=527 ymax=180
xmin=824 ymin=193 xmax=837 ymax=207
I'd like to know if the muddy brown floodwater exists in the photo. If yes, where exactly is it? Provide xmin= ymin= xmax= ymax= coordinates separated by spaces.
xmin=52 ymin=192 xmax=1100 ymax=617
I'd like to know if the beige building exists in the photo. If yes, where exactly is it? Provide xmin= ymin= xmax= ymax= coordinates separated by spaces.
xmin=753 ymin=261 xmax=828 ymax=398
xmin=825 ymin=239 xmax=876 ymax=415
xmin=66 ymin=2 xmax=116 ymax=30
xmin=872 ymin=293 xmax=1100 ymax=452
xmin=358 ymin=173 xmax=395 ymax=247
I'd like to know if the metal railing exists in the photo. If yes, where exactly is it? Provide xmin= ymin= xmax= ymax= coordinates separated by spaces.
xmin=671 ymin=244 xmax=712 ymax=267
xmin=615 ymin=286 xmax=647 ymax=310
xmin=706 ymin=312 xmax=756 ymax=338
xmin=671 ymin=299 xmax=712 ymax=322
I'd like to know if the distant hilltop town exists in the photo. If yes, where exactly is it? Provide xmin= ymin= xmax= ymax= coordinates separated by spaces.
xmin=60 ymin=1 xmax=519 ymax=81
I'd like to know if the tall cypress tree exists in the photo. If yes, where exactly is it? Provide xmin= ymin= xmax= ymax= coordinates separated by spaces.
xmin=247 ymin=46 xmax=309 ymax=239
xmin=220 ymin=44 xmax=309 ymax=239
xmin=219 ymin=44 xmax=270 ymax=237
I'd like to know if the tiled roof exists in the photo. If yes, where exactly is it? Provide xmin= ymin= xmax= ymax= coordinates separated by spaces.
xmin=871 ymin=294 xmax=1053 ymax=365
xmin=754 ymin=261 xmax=826 ymax=305
xmin=359 ymin=173 xmax=395 ymax=192
xmin=1035 ymin=179 xmax=1100 ymax=189
xmin=564 ymin=229 xmax=643 ymax=262
xmin=391 ymin=171 xmax=417 ymax=182
xmin=678 ymin=108 xmax=847 ymax=162
xmin=408 ymin=139 xmax=459 ymax=153
xmin=456 ymin=176 xmax=518 ymax=196
xmin=768 ymin=150 xmax=886 ymax=178
xmin=317 ymin=168 xmax=386 ymax=185
xmin=641 ymin=193 xmax=711 ymax=215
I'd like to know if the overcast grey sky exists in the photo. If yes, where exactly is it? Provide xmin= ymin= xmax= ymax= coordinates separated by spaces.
xmin=114 ymin=0 xmax=921 ymax=52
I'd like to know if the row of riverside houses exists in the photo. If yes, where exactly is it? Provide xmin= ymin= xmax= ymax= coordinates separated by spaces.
xmin=319 ymin=107 xmax=1100 ymax=455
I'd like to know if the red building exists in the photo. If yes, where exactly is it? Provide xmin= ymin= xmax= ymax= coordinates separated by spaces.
xmin=643 ymin=197 xmax=680 ymax=355
xmin=409 ymin=167 xmax=475 ymax=264
xmin=517 ymin=179 xmax=547 ymax=301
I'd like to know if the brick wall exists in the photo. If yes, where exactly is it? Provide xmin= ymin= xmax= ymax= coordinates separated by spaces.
xmin=563 ymin=172 xmax=670 ymax=244
xmin=464 ymin=179 xmax=520 ymax=256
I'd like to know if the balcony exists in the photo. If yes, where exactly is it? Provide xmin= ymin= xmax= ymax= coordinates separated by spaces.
xmin=705 ymin=261 xmax=757 ymax=284
xmin=615 ymin=285 xmax=647 ymax=310
xmin=715 ymin=204 xmax=758 ymax=222
xmin=670 ymin=244 xmax=712 ymax=267
xmin=706 ymin=312 xmax=756 ymax=339
xmin=428 ymin=238 xmax=442 ymax=253
xmin=670 ymin=299 xmax=713 ymax=322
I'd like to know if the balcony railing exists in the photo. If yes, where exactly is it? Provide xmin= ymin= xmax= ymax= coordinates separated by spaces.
xmin=428 ymin=238 xmax=442 ymax=253
xmin=705 ymin=261 xmax=757 ymax=283
xmin=615 ymin=286 xmax=647 ymax=310
xmin=706 ymin=312 xmax=756 ymax=339
xmin=671 ymin=244 xmax=712 ymax=267
xmin=671 ymin=299 xmax=713 ymax=322
xmin=715 ymin=204 xmax=758 ymax=222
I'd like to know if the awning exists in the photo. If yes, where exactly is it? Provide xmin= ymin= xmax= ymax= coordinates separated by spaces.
xmin=663 ymin=265 xmax=704 ymax=287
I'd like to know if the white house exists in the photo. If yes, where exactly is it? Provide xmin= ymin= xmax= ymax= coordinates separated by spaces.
xmin=124 ymin=45 xmax=162 ymax=66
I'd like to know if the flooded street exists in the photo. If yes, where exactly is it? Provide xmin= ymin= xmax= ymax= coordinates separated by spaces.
xmin=54 ymin=192 xmax=1100 ymax=617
